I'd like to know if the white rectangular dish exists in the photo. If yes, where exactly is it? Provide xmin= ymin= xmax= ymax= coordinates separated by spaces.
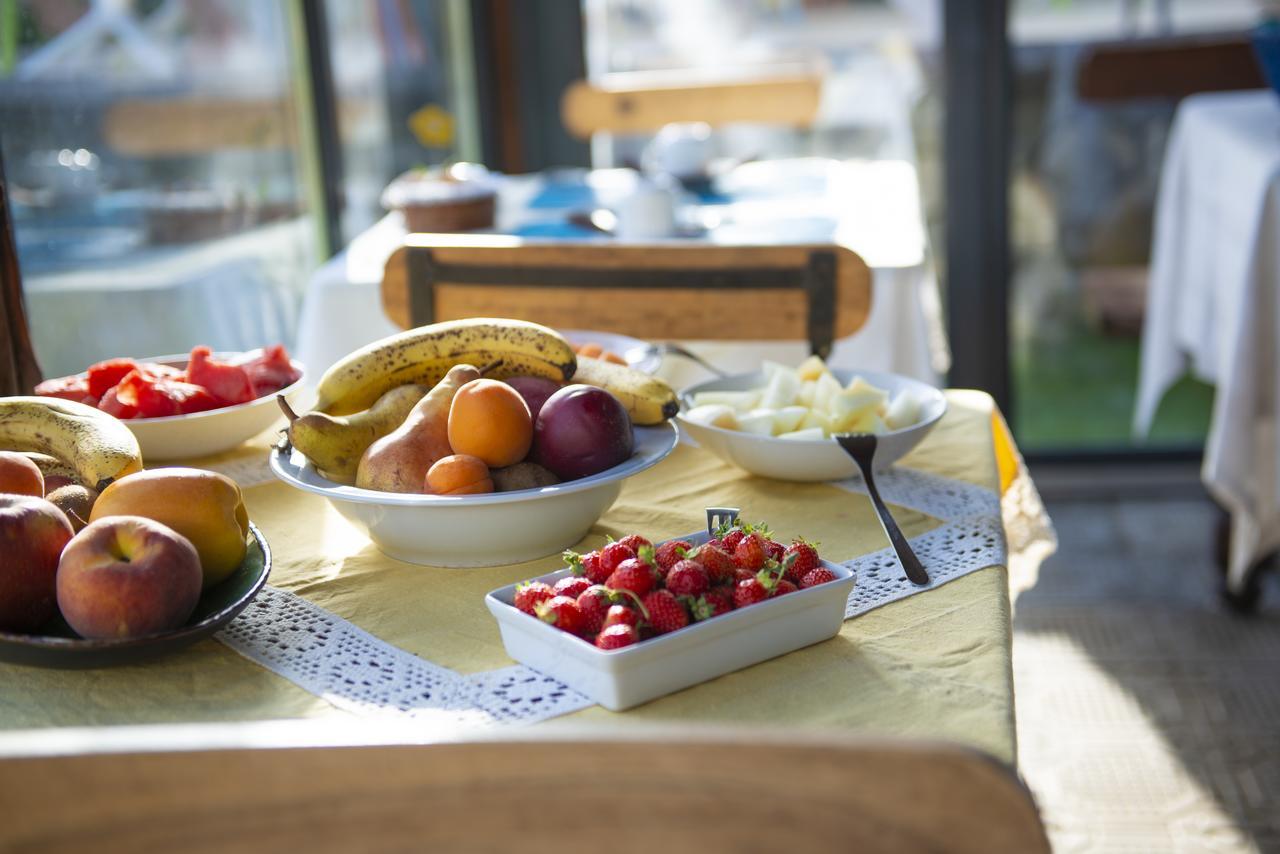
xmin=484 ymin=531 xmax=856 ymax=711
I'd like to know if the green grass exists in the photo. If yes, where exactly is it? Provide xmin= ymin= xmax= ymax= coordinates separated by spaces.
xmin=1012 ymin=319 xmax=1213 ymax=451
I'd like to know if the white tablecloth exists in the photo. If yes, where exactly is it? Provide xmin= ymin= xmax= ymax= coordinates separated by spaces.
xmin=296 ymin=161 xmax=947 ymax=388
xmin=1135 ymin=90 xmax=1280 ymax=586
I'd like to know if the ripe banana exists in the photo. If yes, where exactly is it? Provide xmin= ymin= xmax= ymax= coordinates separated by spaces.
xmin=314 ymin=318 xmax=577 ymax=415
xmin=19 ymin=452 xmax=84 ymax=485
xmin=571 ymin=356 xmax=678 ymax=426
xmin=0 ymin=397 xmax=143 ymax=491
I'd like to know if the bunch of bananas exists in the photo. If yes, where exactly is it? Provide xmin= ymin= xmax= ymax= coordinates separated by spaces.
xmin=0 ymin=397 xmax=144 ymax=491
xmin=289 ymin=318 xmax=678 ymax=480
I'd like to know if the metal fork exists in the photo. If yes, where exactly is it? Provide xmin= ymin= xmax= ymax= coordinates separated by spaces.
xmin=835 ymin=433 xmax=930 ymax=586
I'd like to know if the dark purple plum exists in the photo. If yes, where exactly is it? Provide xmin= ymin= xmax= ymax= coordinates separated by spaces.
xmin=533 ymin=385 xmax=634 ymax=480
xmin=503 ymin=376 xmax=562 ymax=421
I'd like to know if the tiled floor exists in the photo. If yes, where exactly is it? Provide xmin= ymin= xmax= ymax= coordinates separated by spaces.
xmin=1014 ymin=497 xmax=1280 ymax=853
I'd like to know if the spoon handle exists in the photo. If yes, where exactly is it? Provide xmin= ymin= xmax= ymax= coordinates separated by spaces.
xmin=851 ymin=455 xmax=931 ymax=586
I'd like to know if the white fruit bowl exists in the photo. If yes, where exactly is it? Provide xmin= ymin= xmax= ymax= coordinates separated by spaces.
xmin=120 ymin=354 xmax=306 ymax=462
xmin=676 ymin=369 xmax=947 ymax=482
xmin=485 ymin=530 xmax=856 ymax=710
xmin=268 ymin=422 xmax=679 ymax=567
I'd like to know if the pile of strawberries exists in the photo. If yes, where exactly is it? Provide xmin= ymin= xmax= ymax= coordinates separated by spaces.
xmin=512 ymin=522 xmax=836 ymax=650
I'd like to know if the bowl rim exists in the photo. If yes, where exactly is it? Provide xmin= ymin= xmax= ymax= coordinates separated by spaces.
xmin=94 ymin=352 xmax=306 ymax=425
xmin=675 ymin=367 xmax=947 ymax=446
xmin=269 ymin=420 xmax=680 ymax=507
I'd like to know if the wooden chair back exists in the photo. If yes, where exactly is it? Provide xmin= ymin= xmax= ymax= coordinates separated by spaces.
xmin=381 ymin=235 xmax=871 ymax=358
xmin=561 ymin=71 xmax=823 ymax=139
xmin=0 ymin=732 xmax=1050 ymax=853
xmin=1076 ymin=35 xmax=1264 ymax=103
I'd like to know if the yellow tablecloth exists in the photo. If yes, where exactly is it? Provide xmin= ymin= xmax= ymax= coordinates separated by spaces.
xmin=0 ymin=390 xmax=1016 ymax=765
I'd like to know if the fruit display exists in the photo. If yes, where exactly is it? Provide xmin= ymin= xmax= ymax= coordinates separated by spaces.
xmin=683 ymin=355 xmax=926 ymax=439
xmin=283 ymin=318 xmax=678 ymax=495
xmin=35 ymin=345 xmax=302 ymax=419
xmin=510 ymin=520 xmax=835 ymax=650
xmin=0 ymin=460 xmax=255 ymax=640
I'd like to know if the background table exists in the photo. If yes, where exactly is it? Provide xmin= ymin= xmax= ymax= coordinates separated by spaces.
xmin=0 ymin=379 xmax=1020 ymax=767
xmin=1134 ymin=89 xmax=1280 ymax=599
xmin=295 ymin=159 xmax=947 ymax=386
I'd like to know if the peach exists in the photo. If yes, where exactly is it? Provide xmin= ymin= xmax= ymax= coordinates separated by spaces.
xmin=425 ymin=454 xmax=493 ymax=495
xmin=57 ymin=516 xmax=202 ymax=639
xmin=0 ymin=452 xmax=44 ymax=498
xmin=0 ymin=495 xmax=74 ymax=632
xmin=89 ymin=468 xmax=249 ymax=588
xmin=447 ymin=379 xmax=533 ymax=468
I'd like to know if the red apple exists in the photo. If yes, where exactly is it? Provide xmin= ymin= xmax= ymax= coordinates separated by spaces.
xmin=0 ymin=495 xmax=74 ymax=632
xmin=56 ymin=516 xmax=202 ymax=640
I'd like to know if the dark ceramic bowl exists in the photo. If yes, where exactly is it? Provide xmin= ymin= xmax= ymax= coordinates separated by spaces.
xmin=0 ymin=523 xmax=270 ymax=668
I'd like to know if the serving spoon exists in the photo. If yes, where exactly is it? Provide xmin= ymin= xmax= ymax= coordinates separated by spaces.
xmin=835 ymin=433 xmax=930 ymax=586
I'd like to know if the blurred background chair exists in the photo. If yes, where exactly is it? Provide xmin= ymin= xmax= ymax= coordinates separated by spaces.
xmin=560 ymin=70 xmax=824 ymax=139
xmin=0 ymin=732 xmax=1049 ymax=854
xmin=381 ymin=234 xmax=871 ymax=359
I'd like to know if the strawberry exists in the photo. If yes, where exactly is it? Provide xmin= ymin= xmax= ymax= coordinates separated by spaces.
xmin=691 ymin=544 xmax=735 ymax=585
xmin=705 ymin=537 xmax=725 ymax=551
xmin=655 ymin=539 xmax=693 ymax=571
xmin=514 ymin=581 xmax=554 ymax=615
xmin=764 ymin=540 xmax=786 ymax=562
xmin=733 ymin=532 xmax=767 ymax=571
xmin=563 ymin=550 xmax=610 ymax=585
xmin=772 ymin=579 xmax=798 ymax=597
xmin=600 ymin=541 xmax=635 ymax=575
xmin=784 ymin=539 xmax=821 ymax=584
xmin=720 ymin=527 xmax=747 ymax=553
xmin=535 ymin=595 xmax=586 ymax=635
xmin=576 ymin=585 xmax=613 ymax=634
xmin=733 ymin=577 xmax=769 ymax=608
xmin=553 ymin=576 xmax=592 ymax=600
xmin=733 ymin=566 xmax=757 ymax=583
xmin=666 ymin=559 xmax=709 ymax=597
xmin=603 ymin=604 xmax=639 ymax=629
xmin=642 ymin=589 xmax=688 ymax=634
xmin=606 ymin=558 xmax=655 ymax=597
xmin=690 ymin=586 xmax=734 ymax=621
xmin=801 ymin=566 xmax=837 ymax=588
xmin=595 ymin=623 xmax=638 ymax=650
xmin=618 ymin=534 xmax=652 ymax=554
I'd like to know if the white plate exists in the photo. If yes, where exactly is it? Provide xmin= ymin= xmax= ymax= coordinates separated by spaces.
xmin=269 ymin=422 xmax=679 ymax=567
xmin=485 ymin=530 xmax=856 ymax=711
xmin=676 ymin=369 xmax=947 ymax=482
xmin=113 ymin=354 xmax=305 ymax=462
xmin=561 ymin=330 xmax=661 ymax=374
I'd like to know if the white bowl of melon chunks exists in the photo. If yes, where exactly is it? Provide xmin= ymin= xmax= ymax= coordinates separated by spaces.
xmin=677 ymin=356 xmax=947 ymax=482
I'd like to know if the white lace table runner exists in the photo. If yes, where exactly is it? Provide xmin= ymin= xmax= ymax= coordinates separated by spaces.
xmin=216 ymin=464 xmax=1015 ymax=726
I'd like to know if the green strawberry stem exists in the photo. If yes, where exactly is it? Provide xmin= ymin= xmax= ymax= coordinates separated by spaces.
xmin=612 ymin=588 xmax=650 ymax=622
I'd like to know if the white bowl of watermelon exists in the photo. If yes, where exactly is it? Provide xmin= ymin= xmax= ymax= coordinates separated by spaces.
xmin=35 ymin=346 xmax=305 ymax=462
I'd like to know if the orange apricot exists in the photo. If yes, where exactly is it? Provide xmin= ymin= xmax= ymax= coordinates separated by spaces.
xmin=602 ymin=351 xmax=627 ymax=365
xmin=425 ymin=454 xmax=494 ymax=496
xmin=576 ymin=342 xmax=604 ymax=358
xmin=446 ymin=379 xmax=533 ymax=468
